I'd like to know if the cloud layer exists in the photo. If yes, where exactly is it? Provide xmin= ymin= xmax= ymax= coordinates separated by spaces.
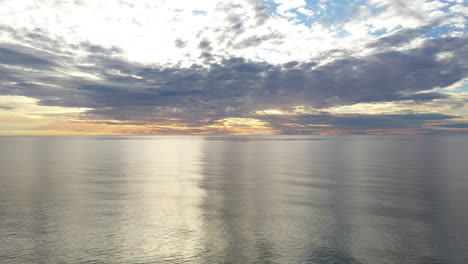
xmin=0 ymin=0 xmax=467 ymax=134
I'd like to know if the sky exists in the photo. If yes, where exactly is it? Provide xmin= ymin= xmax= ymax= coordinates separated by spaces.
xmin=0 ymin=0 xmax=467 ymax=135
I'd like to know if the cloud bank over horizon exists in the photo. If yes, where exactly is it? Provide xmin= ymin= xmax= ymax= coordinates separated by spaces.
xmin=0 ymin=0 xmax=467 ymax=135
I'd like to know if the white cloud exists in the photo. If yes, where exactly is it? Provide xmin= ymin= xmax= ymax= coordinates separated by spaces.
xmin=297 ymin=7 xmax=314 ymax=17
xmin=0 ymin=0 xmax=463 ymax=67
xmin=274 ymin=0 xmax=306 ymax=15
xmin=450 ymin=4 xmax=468 ymax=15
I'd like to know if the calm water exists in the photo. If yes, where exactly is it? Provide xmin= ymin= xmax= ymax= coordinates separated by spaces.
xmin=1 ymin=135 xmax=468 ymax=264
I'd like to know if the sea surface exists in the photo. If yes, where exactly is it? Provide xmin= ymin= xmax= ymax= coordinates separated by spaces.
xmin=1 ymin=135 xmax=468 ymax=264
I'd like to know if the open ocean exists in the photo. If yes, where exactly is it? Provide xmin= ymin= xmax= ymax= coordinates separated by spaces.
xmin=1 ymin=135 xmax=468 ymax=264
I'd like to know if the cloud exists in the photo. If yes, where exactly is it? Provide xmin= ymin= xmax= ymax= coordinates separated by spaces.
xmin=0 ymin=0 xmax=467 ymax=134
xmin=246 ymin=0 xmax=272 ymax=26
xmin=2 ymin=28 xmax=467 ymax=110
xmin=175 ymin=38 xmax=188 ymax=49
xmin=233 ymin=32 xmax=284 ymax=49
xmin=435 ymin=123 xmax=468 ymax=129
xmin=0 ymin=44 xmax=58 ymax=70
xmin=199 ymin=39 xmax=213 ymax=51
xmin=368 ymin=27 xmax=428 ymax=48
xmin=0 ymin=105 xmax=13 ymax=110
xmin=258 ymin=113 xmax=460 ymax=134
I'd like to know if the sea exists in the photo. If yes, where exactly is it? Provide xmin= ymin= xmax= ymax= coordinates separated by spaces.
xmin=1 ymin=135 xmax=467 ymax=264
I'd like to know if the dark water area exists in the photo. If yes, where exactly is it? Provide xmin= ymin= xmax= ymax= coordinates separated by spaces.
xmin=1 ymin=135 xmax=468 ymax=264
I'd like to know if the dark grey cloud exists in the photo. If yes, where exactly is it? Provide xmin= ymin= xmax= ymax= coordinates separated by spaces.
xmin=247 ymin=0 xmax=271 ymax=26
xmin=77 ymin=41 xmax=123 ymax=55
xmin=0 ymin=105 xmax=13 ymax=110
xmin=0 ymin=25 xmax=72 ymax=55
xmin=435 ymin=123 xmax=468 ymax=129
xmin=233 ymin=32 xmax=284 ymax=49
xmin=369 ymin=27 xmax=427 ymax=48
xmin=3 ymin=37 xmax=467 ymax=110
xmin=175 ymin=38 xmax=187 ymax=49
xmin=368 ymin=18 xmax=452 ymax=50
xmin=399 ymin=92 xmax=449 ymax=101
xmin=1 ymin=27 xmax=467 ymax=133
xmin=199 ymin=40 xmax=213 ymax=51
xmin=0 ymin=44 xmax=58 ymax=70
xmin=259 ymin=113 xmax=458 ymax=133
xmin=226 ymin=13 xmax=245 ymax=35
